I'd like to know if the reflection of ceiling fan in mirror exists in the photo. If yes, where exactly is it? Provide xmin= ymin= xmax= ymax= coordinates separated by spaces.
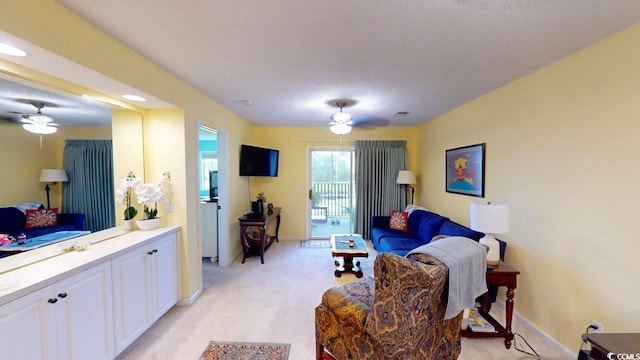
xmin=20 ymin=101 xmax=59 ymax=134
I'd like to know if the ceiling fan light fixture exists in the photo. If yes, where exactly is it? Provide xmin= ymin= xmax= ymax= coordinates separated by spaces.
xmin=23 ymin=123 xmax=57 ymax=134
xmin=21 ymin=114 xmax=54 ymax=123
xmin=330 ymin=123 xmax=351 ymax=135
xmin=329 ymin=100 xmax=353 ymax=135
xmin=19 ymin=102 xmax=58 ymax=135
xmin=331 ymin=111 xmax=352 ymax=123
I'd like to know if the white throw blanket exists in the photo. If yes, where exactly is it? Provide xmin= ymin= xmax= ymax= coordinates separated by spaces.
xmin=406 ymin=236 xmax=487 ymax=319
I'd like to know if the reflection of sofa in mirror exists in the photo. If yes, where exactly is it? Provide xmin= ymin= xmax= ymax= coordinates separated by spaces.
xmin=0 ymin=205 xmax=85 ymax=239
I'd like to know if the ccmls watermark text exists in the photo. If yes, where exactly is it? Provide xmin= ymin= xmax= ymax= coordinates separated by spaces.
xmin=608 ymin=353 xmax=640 ymax=360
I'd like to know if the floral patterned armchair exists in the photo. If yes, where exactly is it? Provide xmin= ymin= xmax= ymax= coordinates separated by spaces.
xmin=315 ymin=252 xmax=463 ymax=360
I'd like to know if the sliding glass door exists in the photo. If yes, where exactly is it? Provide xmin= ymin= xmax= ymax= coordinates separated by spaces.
xmin=308 ymin=148 xmax=355 ymax=239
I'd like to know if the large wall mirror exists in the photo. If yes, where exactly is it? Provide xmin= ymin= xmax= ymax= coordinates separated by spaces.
xmin=0 ymin=72 xmax=144 ymax=271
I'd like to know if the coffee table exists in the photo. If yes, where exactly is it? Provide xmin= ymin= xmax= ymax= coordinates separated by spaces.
xmin=330 ymin=234 xmax=369 ymax=278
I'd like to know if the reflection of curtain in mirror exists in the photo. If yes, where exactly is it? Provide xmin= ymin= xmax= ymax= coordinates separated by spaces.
xmin=62 ymin=140 xmax=115 ymax=232
xmin=354 ymin=140 xmax=408 ymax=240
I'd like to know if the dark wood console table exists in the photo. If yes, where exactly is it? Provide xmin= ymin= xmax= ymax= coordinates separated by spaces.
xmin=461 ymin=261 xmax=520 ymax=349
xmin=238 ymin=207 xmax=281 ymax=264
xmin=585 ymin=333 xmax=640 ymax=360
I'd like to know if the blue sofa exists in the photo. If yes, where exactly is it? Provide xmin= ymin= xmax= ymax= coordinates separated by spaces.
xmin=0 ymin=206 xmax=85 ymax=239
xmin=371 ymin=209 xmax=506 ymax=258
xmin=371 ymin=208 xmax=507 ymax=306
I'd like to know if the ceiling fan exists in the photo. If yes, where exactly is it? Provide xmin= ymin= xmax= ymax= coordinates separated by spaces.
xmin=328 ymin=101 xmax=353 ymax=135
xmin=327 ymin=100 xmax=392 ymax=135
xmin=20 ymin=101 xmax=59 ymax=134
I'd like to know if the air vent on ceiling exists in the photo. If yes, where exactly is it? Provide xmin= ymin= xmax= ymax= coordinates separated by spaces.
xmin=394 ymin=112 xmax=410 ymax=117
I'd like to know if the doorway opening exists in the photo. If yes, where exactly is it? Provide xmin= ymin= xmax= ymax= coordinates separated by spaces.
xmin=308 ymin=147 xmax=355 ymax=239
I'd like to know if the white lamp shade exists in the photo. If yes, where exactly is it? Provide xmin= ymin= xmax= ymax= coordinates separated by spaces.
xmin=469 ymin=201 xmax=509 ymax=234
xmin=40 ymin=169 xmax=68 ymax=183
xmin=396 ymin=170 xmax=416 ymax=185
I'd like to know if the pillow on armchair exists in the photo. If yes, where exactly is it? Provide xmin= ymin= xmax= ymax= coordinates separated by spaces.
xmin=389 ymin=210 xmax=408 ymax=232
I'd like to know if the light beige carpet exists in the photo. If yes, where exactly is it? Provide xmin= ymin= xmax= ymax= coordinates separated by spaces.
xmin=116 ymin=240 xmax=574 ymax=360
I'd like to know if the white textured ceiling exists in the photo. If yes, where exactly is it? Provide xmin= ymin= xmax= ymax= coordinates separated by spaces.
xmin=56 ymin=1 xmax=640 ymax=127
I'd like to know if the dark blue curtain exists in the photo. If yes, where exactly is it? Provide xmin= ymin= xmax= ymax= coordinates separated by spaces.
xmin=354 ymin=140 xmax=408 ymax=240
xmin=62 ymin=140 xmax=115 ymax=232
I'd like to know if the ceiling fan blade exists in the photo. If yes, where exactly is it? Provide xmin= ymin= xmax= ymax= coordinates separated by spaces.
xmin=352 ymin=117 xmax=391 ymax=128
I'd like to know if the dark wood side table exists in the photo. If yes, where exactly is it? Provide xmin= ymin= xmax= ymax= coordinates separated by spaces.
xmin=461 ymin=261 xmax=520 ymax=349
xmin=585 ymin=333 xmax=640 ymax=360
xmin=238 ymin=207 xmax=281 ymax=264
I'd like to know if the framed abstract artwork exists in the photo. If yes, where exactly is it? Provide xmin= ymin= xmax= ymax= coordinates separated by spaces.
xmin=445 ymin=143 xmax=485 ymax=197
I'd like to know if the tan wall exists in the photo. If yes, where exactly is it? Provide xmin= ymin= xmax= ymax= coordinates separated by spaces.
xmin=0 ymin=123 xmax=111 ymax=209
xmin=252 ymin=126 xmax=419 ymax=239
xmin=418 ymin=24 xmax=640 ymax=351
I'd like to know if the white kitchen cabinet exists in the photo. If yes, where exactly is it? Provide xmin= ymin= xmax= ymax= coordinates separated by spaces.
xmin=150 ymin=233 xmax=179 ymax=320
xmin=0 ymin=286 xmax=57 ymax=360
xmin=112 ymin=244 xmax=152 ymax=354
xmin=0 ymin=262 xmax=113 ymax=360
xmin=200 ymin=201 xmax=218 ymax=262
xmin=55 ymin=261 xmax=114 ymax=360
xmin=112 ymin=232 xmax=178 ymax=355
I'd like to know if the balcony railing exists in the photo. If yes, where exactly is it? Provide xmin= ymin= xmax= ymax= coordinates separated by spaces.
xmin=311 ymin=182 xmax=352 ymax=221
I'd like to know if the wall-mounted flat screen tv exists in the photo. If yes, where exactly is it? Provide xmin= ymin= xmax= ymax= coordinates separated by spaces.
xmin=239 ymin=144 xmax=279 ymax=177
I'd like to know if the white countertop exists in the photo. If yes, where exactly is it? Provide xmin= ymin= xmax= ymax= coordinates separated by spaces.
xmin=0 ymin=226 xmax=180 ymax=306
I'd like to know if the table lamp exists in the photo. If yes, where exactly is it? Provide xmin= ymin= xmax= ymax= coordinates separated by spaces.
xmin=40 ymin=168 xmax=68 ymax=209
xmin=396 ymin=170 xmax=417 ymax=204
xmin=470 ymin=201 xmax=509 ymax=265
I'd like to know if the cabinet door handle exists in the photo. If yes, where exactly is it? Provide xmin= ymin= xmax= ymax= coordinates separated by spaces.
xmin=153 ymin=249 xmax=158 ymax=253
xmin=48 ymin=298 xmax=58 ymax=304
xmin=147 ymin=251 xmax=154 ymax=255
xmin=58 ymin=292 xmax=68 ymax=298
xmin=309 ymin=189 xmax=313 ymax=201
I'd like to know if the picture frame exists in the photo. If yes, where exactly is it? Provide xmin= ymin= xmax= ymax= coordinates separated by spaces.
xmin=445 ymin=143 xmax=485 ymax=197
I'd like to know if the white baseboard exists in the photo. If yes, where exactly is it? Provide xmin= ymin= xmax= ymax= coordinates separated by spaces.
xmin=494 ymin=299 xmax=576 ymax=359
xmin=177 ymin=288 xmax=202 ymax=306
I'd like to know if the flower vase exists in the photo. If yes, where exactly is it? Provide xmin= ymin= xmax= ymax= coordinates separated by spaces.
xmin=123 ymin=219 xmax=135 ymax=231
xmin=136 ymin=217 xmax=163 ymax=231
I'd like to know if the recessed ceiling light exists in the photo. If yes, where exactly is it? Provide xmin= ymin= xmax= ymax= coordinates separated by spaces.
xmin=0 ymin=43 xmax=27 ymax=57
xmin=122 ymin=94 xmax=146 ymax=102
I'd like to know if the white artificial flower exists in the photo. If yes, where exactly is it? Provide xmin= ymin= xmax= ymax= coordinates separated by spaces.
xmin=135 ymin=183 xmax=163 ymax=207
xmin=116 ymin=173 xmax=142 ymax=206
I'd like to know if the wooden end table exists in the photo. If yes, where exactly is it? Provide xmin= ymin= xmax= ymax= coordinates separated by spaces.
xmin=238 ymin=207 xmax=281 ymax=264
xmin=461 ymin=261 xmax=520 ymax=349
xmin=330 ymin=234 xmax=368 ymax=278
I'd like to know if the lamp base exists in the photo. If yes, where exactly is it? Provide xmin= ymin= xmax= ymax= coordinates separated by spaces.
xmin=479 ymin=234 xmax=500 ymax=266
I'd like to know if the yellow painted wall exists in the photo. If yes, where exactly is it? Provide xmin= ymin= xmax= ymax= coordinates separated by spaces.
xmin=0 ymin=123 xmax=110 ymax=209
xmin=419 ymin=24 xmax=640 ymax=351
xmin=252 ymin=126 xmax=419 ymax=239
